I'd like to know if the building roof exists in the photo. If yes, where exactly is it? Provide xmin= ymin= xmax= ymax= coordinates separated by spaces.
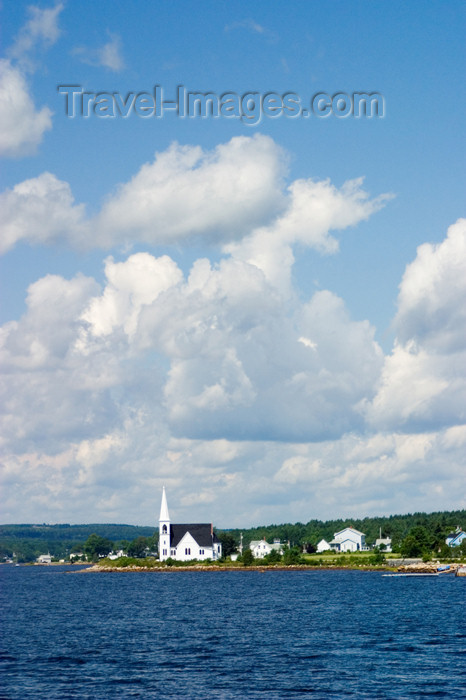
xmin=334 ymin=527 xmax=365 ymax=537
xmin=159 ymin=486 xmax=170 ymax=522
xmin=250 ymin=540 xmax=271 ymax=547
xmin=331 ymin=537 xmax=358 ymax=545
xmin=250 ymin=540 xmax=282 ymax=551
xmin=170 ymin=524 xmax=219 ymax=548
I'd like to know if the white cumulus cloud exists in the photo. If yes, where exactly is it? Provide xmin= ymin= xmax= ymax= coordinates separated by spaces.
xmin=225 ymin=176 xmax=391 ymax=293
xmin=364 ymin=219 xmax=466 ymax=432
xmin=0 ymin=172 xmax=87 ymax=253
xmin=97 ymin=134 xmax=287 ymax=247
xmin=0 ymin=60 xmax=52 ymax=158
xmin=0 ymin=136 xmax=392 ymax=256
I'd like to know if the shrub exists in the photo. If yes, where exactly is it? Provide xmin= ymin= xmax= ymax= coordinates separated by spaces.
xmin=242 ymin=549 xmax=255 ymax=566
xmin=369 ymin=550 xmax=386 ymax=565
xmin=283 ymin=546 xmax=303 ymax=565
xmin=264 ymin=549 xmax=282 ymax=564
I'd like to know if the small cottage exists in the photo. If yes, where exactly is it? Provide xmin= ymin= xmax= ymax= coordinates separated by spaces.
xmin=249 ymin=538 xmax=283 ymax=559
xmin=375 ymin=537 xmax=392 ymax=552
xmin=316 ymin=539 xmax=331 ymax=553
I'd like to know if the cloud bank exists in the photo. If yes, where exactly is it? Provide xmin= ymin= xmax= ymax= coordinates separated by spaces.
xmin=0 ymin=135 xmax=466 ymax=526
xmin=365 ymin=219 xmax=466 ymax=432
xmin=1 ymin=135 xmax=464 ymax=524
xmin=1 ymin=134 xmax=389 ymax=257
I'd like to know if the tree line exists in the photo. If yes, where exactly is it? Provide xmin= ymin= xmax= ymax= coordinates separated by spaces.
xmin=217 ymin=509 xmax=466 ymax=553
xmin=0 ymin=524 xmax=156 ymax=563
xmin=1 ymin=509 xmax=464 ymax=562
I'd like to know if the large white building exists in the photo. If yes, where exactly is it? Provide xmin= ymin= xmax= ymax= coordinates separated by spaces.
xmin=158 ymin=487 xmax=222 ymax=562
xmin=329 ymin=527 xmax=368 ymax=552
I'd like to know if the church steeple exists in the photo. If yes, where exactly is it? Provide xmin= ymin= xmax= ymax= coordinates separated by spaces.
xmin=159 ymin=486 xmax=170 ymax=522
xmin=159 ymin=486 xmax=171 ymax=561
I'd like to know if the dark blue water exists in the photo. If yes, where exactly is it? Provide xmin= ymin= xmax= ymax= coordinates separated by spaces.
xmin=1 ymin=566 xmax=465 ymax=699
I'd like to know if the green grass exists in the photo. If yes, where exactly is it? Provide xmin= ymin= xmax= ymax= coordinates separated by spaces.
xmin=301 ymin=551 xmax=399 ymax=567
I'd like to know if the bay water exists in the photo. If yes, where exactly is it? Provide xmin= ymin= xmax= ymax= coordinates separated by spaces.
xmin=1 ymin=565 xmax=465 ymax=698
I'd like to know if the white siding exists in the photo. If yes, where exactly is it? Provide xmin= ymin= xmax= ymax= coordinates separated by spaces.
xmin=317 ymin=539 xmax=331 ymax=553
xmin=174 ymin=532 xmax=218 ymax=561
xmin=333 ymin=528 xmax=366 ymax=551
xmin=251 ymin=541 xmax=272 ymax=558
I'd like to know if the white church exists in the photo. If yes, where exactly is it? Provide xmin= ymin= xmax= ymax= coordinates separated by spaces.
xmin=158 ymin=487 xmax=222 ymax=562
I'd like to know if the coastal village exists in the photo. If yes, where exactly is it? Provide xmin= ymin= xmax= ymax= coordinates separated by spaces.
xmin=23 ymin=488 xmax=466 ymax=576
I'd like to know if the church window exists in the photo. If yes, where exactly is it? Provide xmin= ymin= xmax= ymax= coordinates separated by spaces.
xmin=162 ymin=524 xmax=167 ymax=534
xmin=185 ymin=548 xmax=191 ymax=555
xmin=199 ymin=549 xmax=204 ymax=555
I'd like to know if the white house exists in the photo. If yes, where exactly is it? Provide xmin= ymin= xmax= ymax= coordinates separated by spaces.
xmin=375 ymin=537 xmax=392 ymax=552
xmin=70 ymin=552 xmax=84 ymax=561
xmin=158 ymin=487 xmax=222 ymax=562
xmin=107 ymin=549 xmax=125 ymax=560
xmin=330 ymin=527 xmax=368 ymax=552
xmin=445 ymin=528 xmax=466 ymax=547
xmin=37 ymin=553 xmax=52 ymax=564
xmin=249 ymin=538 xmax=283 ymax=559
xmin=316 ymin=539 xmax=331 ymax=553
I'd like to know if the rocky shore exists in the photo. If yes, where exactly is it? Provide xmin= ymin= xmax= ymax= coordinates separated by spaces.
xmin=79 ymin=562 xmax=390 ymax=573
xmin=396 ymin=562 xmax=460 ymax=574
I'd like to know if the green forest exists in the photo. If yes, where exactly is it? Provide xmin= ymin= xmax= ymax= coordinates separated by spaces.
xmin=1 ymin=509 xmax=465 ymax=562
xmin=223 ymin=509 xmax=466 ymax=551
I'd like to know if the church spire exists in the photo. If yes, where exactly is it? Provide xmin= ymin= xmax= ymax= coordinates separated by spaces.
xmin=159 ymin=487 xmax=171 ymax=561
xmin=159 ymin=486 xmax=170 ymax=522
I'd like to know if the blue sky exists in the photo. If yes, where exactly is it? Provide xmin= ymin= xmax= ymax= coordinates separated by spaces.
xmin=1 ymin=1 xmax=465 ymax=527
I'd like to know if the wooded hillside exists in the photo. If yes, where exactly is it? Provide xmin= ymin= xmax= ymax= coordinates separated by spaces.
xmin=218 ymin=509 xmax=466 ymax=551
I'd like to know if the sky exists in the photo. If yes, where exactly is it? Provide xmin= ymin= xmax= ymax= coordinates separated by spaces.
xmin=0 ymin=1 xmax=465 ymax=528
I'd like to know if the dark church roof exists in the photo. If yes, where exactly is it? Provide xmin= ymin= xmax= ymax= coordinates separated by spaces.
xmin=170 ymin=523 xmax=220 ymax=548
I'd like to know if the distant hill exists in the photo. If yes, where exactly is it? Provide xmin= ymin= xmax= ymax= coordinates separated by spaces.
xmin=0 ymin=523 xmax=156 ymax=541
xmin=0 ymin=523 xmax=156 ymax=562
